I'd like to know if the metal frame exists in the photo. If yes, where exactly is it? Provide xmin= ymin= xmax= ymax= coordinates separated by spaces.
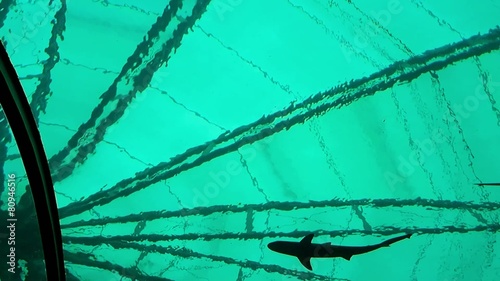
xmin=0 ymin=41 xmax=65 ymax=281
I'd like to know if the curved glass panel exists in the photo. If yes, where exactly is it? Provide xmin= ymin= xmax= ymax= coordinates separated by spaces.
xmin=1 ymin=1 xmax=500 ymax=280
xmin=1 ymin=106 xmax=46 ymax=281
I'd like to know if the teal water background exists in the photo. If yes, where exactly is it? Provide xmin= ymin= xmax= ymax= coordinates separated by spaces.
xmin=1 ymin=0 xmax=500 ymax=280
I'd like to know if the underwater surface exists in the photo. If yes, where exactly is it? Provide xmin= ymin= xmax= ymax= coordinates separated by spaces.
xmin=1 ymin=0 xmax=500 ymax=280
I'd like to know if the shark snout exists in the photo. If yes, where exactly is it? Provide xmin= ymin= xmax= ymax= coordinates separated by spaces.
xmin=267 ymin=241 xmax=290 ymax=254
xmin=267 ymin=242 xmax=279 ymax=251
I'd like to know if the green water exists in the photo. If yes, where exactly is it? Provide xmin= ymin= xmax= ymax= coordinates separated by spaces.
xmin=1 ymin=0 xmax=500 ymax=280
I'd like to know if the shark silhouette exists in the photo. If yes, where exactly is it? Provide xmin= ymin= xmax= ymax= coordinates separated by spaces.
xmin=267 ymin=233 xmax=412 ymax=270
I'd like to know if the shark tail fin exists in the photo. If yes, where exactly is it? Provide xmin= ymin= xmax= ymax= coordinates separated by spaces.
xmin=475 ymin=183 xmax=500 ymax=186
xmin=298 ymin=256 xmax=313 ymax=271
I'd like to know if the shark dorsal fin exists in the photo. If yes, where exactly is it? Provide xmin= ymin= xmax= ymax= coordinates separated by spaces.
xmin=300 ymin=233 xmax=314 ymax=246
xmin=298 ymin=256 xmax=313 ymax=270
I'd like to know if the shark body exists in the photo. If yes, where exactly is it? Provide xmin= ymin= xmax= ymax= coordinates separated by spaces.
xmin=267 ymin=233 xmax=412 ymax=270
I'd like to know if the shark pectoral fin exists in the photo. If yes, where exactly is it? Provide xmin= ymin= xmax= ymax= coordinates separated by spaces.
xmin=298 ymin=256 xmax=313 ymax=271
